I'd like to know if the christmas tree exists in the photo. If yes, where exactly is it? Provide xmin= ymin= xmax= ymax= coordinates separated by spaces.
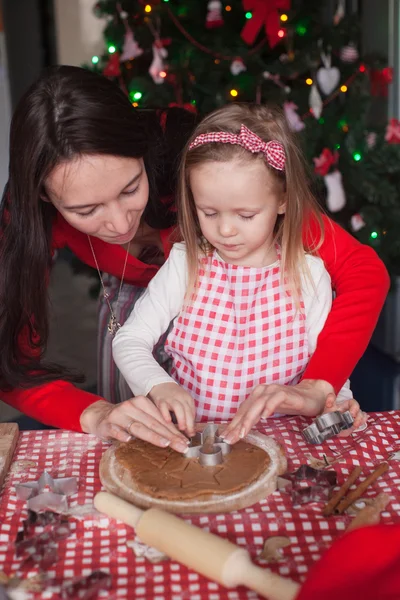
xmin=87 ymin=0 xmax=400 ymax=278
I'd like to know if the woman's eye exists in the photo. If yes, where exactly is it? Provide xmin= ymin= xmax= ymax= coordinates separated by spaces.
xmin=76 ymin=208 xmax=97 ymax=217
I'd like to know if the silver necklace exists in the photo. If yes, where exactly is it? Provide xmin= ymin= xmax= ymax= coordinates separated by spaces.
xmin=88 ymin=235 xmax=131 ymax=336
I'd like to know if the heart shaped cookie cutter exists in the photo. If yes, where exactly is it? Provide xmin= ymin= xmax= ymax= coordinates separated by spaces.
xmin=185 ymin=424 xmax=231 ymax=466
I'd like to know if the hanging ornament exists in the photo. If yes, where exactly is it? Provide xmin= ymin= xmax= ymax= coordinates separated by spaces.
xmin=149 ymin=41 xmax=168 ymax=84
xmin=283 ymin=102 xmax=305 ymax=132
xmin=309 ymin=84 xmax=323 ymax=119
xmin=206 ymin=0 xmax=224 ymax=29
xmin=385 ymin=118 xmax=400 ymax=144
xmin=230 ymin=58 xmax=247 ymax=75
xmin=314 ymin=149 xmax=345 ymax=213
xmin=351 ymin=213 xmax=366 ymax=232
xmin=317 ymin=51 xmax=340 ymax=95
xmin=241 ymin=0 xmax=291 ymax=48
xmin=103 ymin=53 xmax=121 ymax=77
xmin=340 ymin=44 xmax=359 ymax=63
xmin=120 ymin=30 xmax=143 ymax=62
xmin=366 ymin=131 xmax=377 ymax=149
xmin=323 ymin=171 xmax=346 ymax=212
xmin=333 ymin=0 xmax=345 ymax=25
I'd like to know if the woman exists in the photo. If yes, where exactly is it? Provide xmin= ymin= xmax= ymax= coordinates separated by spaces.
xmin=0 ymin=66 xmax=389 ymax=450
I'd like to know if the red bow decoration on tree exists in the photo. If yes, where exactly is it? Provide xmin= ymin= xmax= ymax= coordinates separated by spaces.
xmin=168 ymin=102 xmax=197 ymax=114
xmin=313 ymin=148 xmax=339 ymax=177
xmin=241 ymin=0 xmax=291 ymax=47
xmin=385 ymin=118 xmax=400 ymax=144
xmin=370 ymin=67 xmax=393 ymax=97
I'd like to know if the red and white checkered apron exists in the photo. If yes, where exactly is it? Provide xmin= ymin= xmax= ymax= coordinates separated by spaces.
xmin=164 ymin=250 xmax=309 ymax=420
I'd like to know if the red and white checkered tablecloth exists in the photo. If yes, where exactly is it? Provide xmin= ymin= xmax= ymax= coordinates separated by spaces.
xmin=1 ymin=412 xmax=400 ymax=600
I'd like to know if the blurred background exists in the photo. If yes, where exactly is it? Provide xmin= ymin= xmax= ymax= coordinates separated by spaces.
xmin=0 ymin=0 xmax=399 ymax=426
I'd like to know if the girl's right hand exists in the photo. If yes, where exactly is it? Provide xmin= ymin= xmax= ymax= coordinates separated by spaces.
xmin=79 ymin=396 xmax=190 ymax=453
xmin=148 ymin=382 xmax=196 ymax=437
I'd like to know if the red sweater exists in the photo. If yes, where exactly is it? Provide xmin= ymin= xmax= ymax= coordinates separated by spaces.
xmin=296 ymin=524 xmax=400 ymax=599
xmin=1 ymin=212 xmax=389 ymax=431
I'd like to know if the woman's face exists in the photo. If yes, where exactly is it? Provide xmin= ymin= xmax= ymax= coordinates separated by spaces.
xmin=45 ymin=154 xmax=149 ymax=244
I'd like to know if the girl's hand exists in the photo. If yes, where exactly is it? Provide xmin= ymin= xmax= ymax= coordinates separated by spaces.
xmin=148 ymin=382 xmax=196 ymax=437
xmin=323 ymin=393 xmax=368 ymax=436
xmin=80 ymin=396 xmax=190 ymax=453
xmin=222 ymin=379 xmax=333 ymax=445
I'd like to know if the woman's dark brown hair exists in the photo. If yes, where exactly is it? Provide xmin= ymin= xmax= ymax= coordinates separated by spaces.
xmin=0 ymin=65 xmax=196 ymax=390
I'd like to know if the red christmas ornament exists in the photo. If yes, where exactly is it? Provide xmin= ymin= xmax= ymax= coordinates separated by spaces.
xmin=385 ymin=118 xmax=400 ymax=144
xmin=241 ymin=0 xmax=291 ymax=48
xmin=103 ymin=53 xmax=121 ymax=77
xmin=313 ymin=148 xmax=339 ymax=177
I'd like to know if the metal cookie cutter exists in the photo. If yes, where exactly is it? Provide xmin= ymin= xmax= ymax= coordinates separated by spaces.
xmin=278 ymin=464 xmax=337 ymax=505
xmin=185 ymin=424 xmax=231 ymax=466
xmin=302 ymin=411 xmax=354 ymax=445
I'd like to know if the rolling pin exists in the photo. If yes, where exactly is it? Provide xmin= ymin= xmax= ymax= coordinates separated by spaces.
xmin=94 ymin=492 xmax=299 ymax=600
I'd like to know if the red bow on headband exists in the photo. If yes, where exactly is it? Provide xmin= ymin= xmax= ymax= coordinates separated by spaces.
xmin=241 ymin=0 xmax=291 ymax=47
xmin=189 ymin=124 xmax=286 ymax=171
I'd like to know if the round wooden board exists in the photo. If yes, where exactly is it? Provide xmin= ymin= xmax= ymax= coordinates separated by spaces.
xmin=99 ymin=425 xmax=287 ymax=514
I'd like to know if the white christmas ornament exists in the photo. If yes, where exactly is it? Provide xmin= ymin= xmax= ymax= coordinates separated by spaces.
xmin=230 ymin=58 xmax=246 ymax=76
xmin=334 ymin=0 xmax=345 ymax=25
xmin=366 ymin=131 xmax=377 ymax=149
xmin=351 ymin=213 xmax=366 ymax=232
xmin=206 ymin=0 xmax=224 ymax=28
xmin=149 ymin=43 xmax=168 ymax=84
xmin=283 ymin=102 xmax=305 ymax=132
xmin=309 ymin=84 xmax=323 ymax=119
xmin=324 ymin=170 xmax=346 ymax=212
xmin=317 ymin=52 xmax=340 ymax=95
xmin=340 ymin=44 xmax=359 ymax=63
xmin=120 ymin=30 xmax=143 ymax=62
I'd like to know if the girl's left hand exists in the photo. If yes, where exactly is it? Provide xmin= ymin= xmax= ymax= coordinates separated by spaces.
xmin=322 ymin=393 xmax=368 ymax=436
xmin=221 ymin=379 xmax=332 ymax=445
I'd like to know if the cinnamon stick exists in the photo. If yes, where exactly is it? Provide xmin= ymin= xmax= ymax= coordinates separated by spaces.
xmin=323 ymin=466 xmax=362 ymax=517
xmin=335 ymin=462 xmax=389 ymax=515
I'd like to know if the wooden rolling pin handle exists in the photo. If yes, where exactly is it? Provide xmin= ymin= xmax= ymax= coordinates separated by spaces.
xmin=94 ymin=491 xmax=144 ymax=528
xmin=94 ymin=492 xmax=299 ymax=600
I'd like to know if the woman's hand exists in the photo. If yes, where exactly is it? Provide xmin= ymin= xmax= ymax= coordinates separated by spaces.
xmin=323 ymin=393 xmax=368 ymax=436
xmin=148 ymin=382 xmax=196 ymax=437
xmin=222 ymin=379 xmax=333 ymax=445
xmin=80 ymin=396 xmax=190 ymax=453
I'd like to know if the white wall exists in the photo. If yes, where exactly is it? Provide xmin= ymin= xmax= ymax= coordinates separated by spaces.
xmin=54 ymin=0 xmax=105 ymax=66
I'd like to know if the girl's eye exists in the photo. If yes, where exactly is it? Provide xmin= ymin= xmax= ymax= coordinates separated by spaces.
xmin=204 ymin=212 xmax=217 ymax=218
xmin=239 ymin=214 xmax=255 ymax=220
xmin=122 ymin=185 xmax=140 ymax=196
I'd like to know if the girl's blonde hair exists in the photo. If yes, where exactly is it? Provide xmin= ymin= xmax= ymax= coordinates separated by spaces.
xmin=177 ymin=103 xmax=324 ymax=303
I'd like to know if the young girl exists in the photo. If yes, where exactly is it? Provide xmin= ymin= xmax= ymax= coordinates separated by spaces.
xmin=113 ymin=103 xmax=366 ymax=444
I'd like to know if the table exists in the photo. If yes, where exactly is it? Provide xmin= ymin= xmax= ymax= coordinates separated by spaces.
xmin=1 ymin=412 xmax=400 ymax=599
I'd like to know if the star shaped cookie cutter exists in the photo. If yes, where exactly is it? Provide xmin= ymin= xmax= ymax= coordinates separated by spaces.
xmin=278 ymin=464 xmax=337 ymax=505
xmin=15 ymin=471 xmax=78 ymax=513
xmin=185 ymin=424 xmax=231 ymax=466
xmin=302 ymin=411 xmax=354 ymax=445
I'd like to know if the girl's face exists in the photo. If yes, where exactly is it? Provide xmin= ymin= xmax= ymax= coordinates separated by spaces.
xmin=190 ymin=159 xmax=286 ymax=267
xmin=45 ymin=154 xmax=149 ymax=244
